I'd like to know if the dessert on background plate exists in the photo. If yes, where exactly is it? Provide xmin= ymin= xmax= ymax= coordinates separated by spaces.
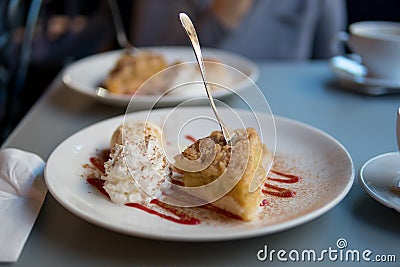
xmin=103 ymin=51 xmax=168 ymax=95
xmin=61 ymin=47 xmax=259 ymax=108
xmin=101 ymin=51 xmax=231 ymax=97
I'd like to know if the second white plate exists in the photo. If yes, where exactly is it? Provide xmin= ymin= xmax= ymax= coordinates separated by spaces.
xmin=62 ymin=47 xmax=259 ymax=107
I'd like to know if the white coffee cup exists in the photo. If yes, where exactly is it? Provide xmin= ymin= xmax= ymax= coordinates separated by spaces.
xmin=337 ymin=21 xmax=400 ymax=80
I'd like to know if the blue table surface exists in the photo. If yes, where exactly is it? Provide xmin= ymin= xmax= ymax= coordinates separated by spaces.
xmin=2 ymin=60 xmax=399 ymax=267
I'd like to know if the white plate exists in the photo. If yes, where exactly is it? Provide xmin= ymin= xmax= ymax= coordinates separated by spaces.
xmin=359 ymin=152 xmax=400 ymax=212
xmin=329 ymin=55 xmax=400 ymax=95
xmin=45 ymin=107 xmax=354 ymax=241
xmin=62 ymin=47 xmax=259 ymax=107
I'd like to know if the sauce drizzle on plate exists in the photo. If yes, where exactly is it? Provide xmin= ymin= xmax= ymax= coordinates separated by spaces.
xmin=85 ymin=150 xmax=301 ymax=224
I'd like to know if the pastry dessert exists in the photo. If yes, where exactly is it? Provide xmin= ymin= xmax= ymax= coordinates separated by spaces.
xmin=101 ymin=121 xmax=171 ymax=204
xmin=176 ymin=128 xmax=271 ymax=221
xmin=103 ymin=51 xmax=230 ymax=96
xmin=103 ymin=51 xmax=168 ymax=95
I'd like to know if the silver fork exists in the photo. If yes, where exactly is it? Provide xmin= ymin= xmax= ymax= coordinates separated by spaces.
xmin=108 ymin=0 xmax=139 ymax=53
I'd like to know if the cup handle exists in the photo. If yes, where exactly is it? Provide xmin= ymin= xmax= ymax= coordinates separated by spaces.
xmin=336 ymin=31 xmax=350 ymax=43
xmin=331 ymin=31 xmax=364 ymax=64
xmin=331 ymin=31 xmax=350 ymax=56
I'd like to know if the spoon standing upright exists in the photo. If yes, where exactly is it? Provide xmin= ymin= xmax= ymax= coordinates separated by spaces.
xmin=179 ymin=13 xmax=235 ymax=144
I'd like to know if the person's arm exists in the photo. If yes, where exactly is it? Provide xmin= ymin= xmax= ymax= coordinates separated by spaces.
xmin=210 ymin=0 xmax=253 ymax=29
xmin=196 ymin=0 xmax=253 ymax=46
xmin=130 ymin=0 xmax=253 ymax=48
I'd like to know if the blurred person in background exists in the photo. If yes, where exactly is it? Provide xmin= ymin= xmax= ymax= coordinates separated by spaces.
xmin=1 ymin=0 xmax=346 ymax=143
xmin=22 ymin=0 xmax=114 ymax=99
xmin=0 ymin=0 xmax=114 ymax=143
xmin=130 ymin=0 xmax=347 ymax=60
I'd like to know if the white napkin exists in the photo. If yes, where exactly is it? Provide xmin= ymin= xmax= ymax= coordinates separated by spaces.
xmin=0 ymin=148 xmax=47 ymax=262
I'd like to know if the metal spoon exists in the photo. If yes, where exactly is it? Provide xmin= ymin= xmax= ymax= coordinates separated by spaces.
xmin=179 ymin=13 xmax=234 ymax=143
xmin=108 ymin=0 xmax=139 ymax=53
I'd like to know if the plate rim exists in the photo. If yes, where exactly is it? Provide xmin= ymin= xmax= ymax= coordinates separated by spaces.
xmin=61 ymin=46 xmax=260 ymax=107
xmin=44 ymin=108 xmax=355 ymax=241
xmin=358 ymin=151 xmax=400 ymax=212
xmin=329 ymin=55 xmax=400 ymax=88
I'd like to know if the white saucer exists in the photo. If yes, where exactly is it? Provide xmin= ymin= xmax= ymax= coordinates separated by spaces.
xmin=329 ymin=55 xmax=400 ymax=95
xmin=359 ymin=152 xmax=400 ymax=212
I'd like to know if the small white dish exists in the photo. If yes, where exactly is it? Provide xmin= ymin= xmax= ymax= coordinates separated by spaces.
xmin=45 ymin=107 xmax=354 ymax=241
xmin=329 ymin=55 xmax=400 ymax=95
xmin=62 ymin=46 xmax=259 ymax=107
xmin=359 ymin=152 xmax=400 ymax=212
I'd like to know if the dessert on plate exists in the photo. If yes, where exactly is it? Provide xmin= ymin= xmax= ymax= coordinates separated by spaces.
xmin=98 ymin=119 xmax=271 ymax=222
xmin=175 ymin=128 xmax=272 ymax=221
xmin=109 ymin=120 xmax=162 ymax=149
xmin=101 ymin=121 xmax=171 ymax=204
xmin=102 ymin=51 xmax=231 ymax=96
xmin=103 ymin=51 xmax=168 ymax=95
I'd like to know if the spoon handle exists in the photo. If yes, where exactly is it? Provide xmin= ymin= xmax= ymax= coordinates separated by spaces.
xmin=179 ymin=13 xmax=231 ymax=141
